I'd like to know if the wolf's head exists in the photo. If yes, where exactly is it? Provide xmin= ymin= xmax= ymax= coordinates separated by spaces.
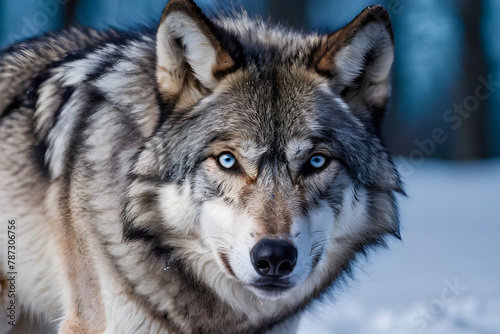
xmin=125 ymin=0 xmax=402 ymax=320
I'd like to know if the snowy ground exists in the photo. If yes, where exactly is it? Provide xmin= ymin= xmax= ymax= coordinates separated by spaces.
xmin=298 ymin=159 xmax=500 ymax=334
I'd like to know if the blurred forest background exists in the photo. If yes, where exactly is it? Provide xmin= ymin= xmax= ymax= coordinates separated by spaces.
xmin=1 ymin=0 xmax=499 ymax=164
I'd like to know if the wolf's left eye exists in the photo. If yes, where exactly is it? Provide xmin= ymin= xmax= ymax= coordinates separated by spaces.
xmin=217 ymin=152 xmax=238 ymax=170
xmin=309 ymin=154 xmax=327 ymax=170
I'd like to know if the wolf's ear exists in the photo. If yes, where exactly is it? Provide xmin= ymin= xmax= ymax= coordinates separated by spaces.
xmin=156 ymin=0 xmax=240 ymax=108
xmin=314 ymin=6 xmax=394 ymax=129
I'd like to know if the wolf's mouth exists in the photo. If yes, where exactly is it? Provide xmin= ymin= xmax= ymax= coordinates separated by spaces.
xmin=251 ymin=283 xmax=292 ymax=292
xmin=249 ymin=277 xmax=295 ymax=297
xmin=252 ymin=277 xmax=293 ymax=287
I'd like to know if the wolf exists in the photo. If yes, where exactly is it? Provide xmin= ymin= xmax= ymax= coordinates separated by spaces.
xmin=0 ymin=0 xmax=403 ymax=333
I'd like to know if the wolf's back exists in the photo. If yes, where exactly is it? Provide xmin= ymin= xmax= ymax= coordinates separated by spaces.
xmin=0 ymin=27 xmax=119 ymax=115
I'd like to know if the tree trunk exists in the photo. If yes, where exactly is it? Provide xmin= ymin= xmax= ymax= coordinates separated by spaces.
xmin=456 ymin=0 xmax=489 ymax=159
xmin=65 ymin=0 xmax=80 ymax=28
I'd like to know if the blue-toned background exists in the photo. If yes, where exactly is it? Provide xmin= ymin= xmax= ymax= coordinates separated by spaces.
xmin=1 ymin=1 xmax=499 ymax=334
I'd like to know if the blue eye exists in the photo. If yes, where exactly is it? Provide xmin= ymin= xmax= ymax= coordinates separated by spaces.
xmin=309 ymin=154 xmax=327 ymax=169
xmin=218 ymin=152 xmax=237 ymax=169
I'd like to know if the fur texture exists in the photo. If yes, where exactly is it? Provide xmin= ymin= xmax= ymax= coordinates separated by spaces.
xmin=0 ymin=1 xmax=403 ymax=333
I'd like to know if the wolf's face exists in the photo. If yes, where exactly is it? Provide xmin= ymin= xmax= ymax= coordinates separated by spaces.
xmin=125 ymin=0 xmax=402 ymax=311
xmin=188 ymin=70 xmax=347 ymax=299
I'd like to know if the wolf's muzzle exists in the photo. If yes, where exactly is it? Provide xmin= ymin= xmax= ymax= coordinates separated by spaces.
xmin=251 ymin=239 xmax=297 ymax=277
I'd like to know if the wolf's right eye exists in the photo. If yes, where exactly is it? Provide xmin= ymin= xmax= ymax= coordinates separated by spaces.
xmin=301 ymin=153 xmax=330 ymax=176
xmin=309 ymin=154 xmax=327 ymax=169
xmin=217 ymin=152 xmax=238 ymax=170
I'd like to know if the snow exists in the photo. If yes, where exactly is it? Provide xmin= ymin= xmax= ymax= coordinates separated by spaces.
xmin=298 ymin=159 xmax=500 ymax=334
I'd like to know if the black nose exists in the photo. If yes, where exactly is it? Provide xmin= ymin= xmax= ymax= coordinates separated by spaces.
xmin=251 ymin=239 xmax=297 ymax=277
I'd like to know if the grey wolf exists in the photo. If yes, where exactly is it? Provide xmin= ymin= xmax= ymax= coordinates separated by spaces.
xmin=0 ymin=0 xmax=403 ymax=333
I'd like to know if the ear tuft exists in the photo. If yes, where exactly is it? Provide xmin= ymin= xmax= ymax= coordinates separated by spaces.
xmin=156 ymin=0 xmax=240 ymax=108
xmin=315 ymin=6 xmax=395 ymax=129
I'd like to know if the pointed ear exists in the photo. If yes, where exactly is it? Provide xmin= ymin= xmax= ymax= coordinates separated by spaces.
xmin=156 ymin=0 xmax=240 ymax=108
xmin=315 ymin=6 xmax=394 ymax=128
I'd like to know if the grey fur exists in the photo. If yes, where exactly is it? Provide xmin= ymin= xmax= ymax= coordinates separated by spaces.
xmin=0 ymin=1 xmax=403 ymax=333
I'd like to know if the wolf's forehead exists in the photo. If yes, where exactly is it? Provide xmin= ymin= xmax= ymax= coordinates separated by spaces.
xmin=220 ymin=73 xmax=348 ymax=129
xmin=206 ymin=66 xmax=355 ymax=159
xmin=220 ymin=67 xmax=330 ymax=116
